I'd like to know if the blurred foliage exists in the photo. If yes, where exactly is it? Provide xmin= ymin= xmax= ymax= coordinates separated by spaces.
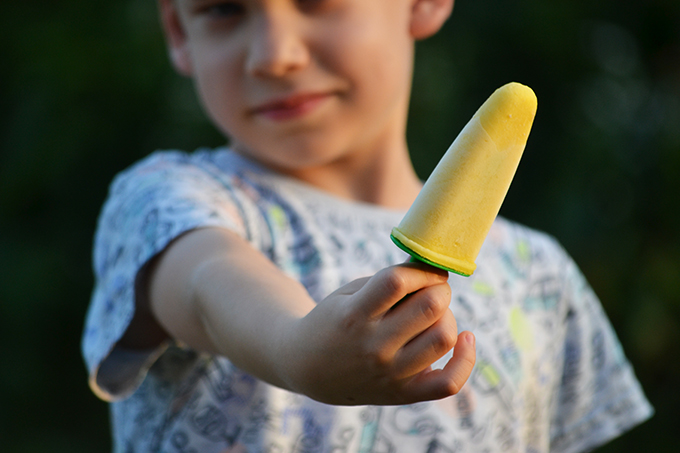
xmin=1 ymin=0 xmax=678 ymax=451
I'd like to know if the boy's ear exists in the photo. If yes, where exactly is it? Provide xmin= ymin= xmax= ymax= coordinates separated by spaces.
xmin=409 ymin=0 xmax=455 ymax=40
xmin=158 ymin=0 xmax=193 ymax=76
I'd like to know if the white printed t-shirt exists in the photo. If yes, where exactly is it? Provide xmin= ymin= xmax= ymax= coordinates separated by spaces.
xmin=82 ymin=149 xmax=652 ymax=452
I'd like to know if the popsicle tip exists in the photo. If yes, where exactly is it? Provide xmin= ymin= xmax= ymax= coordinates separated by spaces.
xmin=473 ymin=82 xmax=538 ymax=145
xmin=497 ymin=82 xmax=538 ymax=110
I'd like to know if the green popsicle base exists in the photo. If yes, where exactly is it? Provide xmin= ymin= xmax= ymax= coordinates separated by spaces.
xmin=390 ymin=233 xmax=471 ymax=277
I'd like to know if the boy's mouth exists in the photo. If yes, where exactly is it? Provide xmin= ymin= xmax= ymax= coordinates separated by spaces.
xmin=250 ymin=92 xmax=333 ymax=121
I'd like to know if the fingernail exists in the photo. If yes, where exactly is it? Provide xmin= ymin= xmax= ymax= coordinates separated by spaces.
xmin=465 ymin=333 xmax=475 ymax=346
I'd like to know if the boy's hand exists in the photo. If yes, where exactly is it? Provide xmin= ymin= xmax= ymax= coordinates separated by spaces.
xmin=279 ymin=263 xmax=476 ymax=405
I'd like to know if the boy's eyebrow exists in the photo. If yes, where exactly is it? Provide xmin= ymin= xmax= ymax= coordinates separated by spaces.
xmin=177 ymin=0 xmax=207 ymax=8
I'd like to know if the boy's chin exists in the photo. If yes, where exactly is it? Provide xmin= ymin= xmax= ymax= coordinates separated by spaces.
xmin=231 ymin=137 xmax=349 ymax=170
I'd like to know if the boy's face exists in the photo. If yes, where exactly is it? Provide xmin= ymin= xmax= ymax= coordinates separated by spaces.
xmin=162 ymin=0 xmax=451 ymax=174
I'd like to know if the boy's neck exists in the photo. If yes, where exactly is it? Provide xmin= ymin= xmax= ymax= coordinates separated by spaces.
xmin=295 ymin=147 xmax=422 ymax=210
xmin=235 ymin=141 xmax=421 ymax=210
xmin=258 ymin=134 xmax=422 ymax=209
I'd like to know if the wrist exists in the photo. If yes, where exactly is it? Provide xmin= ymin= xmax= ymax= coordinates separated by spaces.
xmin=270 ymin=315 xmax=309 ymax=394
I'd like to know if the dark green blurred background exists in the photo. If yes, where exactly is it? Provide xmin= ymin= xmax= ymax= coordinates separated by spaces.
xmin=1 ymin=0 xmax=678 ymax=451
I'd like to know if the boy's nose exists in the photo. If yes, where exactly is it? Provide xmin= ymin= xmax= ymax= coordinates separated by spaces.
xmin=246 ymin=13 xmax=311 ymax=78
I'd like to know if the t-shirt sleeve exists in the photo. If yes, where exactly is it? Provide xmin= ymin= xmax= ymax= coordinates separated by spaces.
xmin=81 ymin=151 xmax=266 ymax=401
xmin=548 ymin=244 xmax=653 ymax=452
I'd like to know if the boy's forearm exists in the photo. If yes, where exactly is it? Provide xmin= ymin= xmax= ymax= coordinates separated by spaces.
xmin=148 ymin=227 xmax=315 ymax=390
xmin=191 ymin=251 xmax=314 ymax=390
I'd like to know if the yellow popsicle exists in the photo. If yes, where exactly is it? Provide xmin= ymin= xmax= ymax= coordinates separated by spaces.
xmin=391 ymin=82 xmax=537 ymax=276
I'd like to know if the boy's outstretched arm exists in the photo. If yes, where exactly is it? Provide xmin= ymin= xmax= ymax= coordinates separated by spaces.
xmin=124 ymin=227 xmax=476 ymax=406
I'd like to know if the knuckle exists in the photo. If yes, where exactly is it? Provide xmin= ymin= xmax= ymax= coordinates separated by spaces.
xmin=419 ymin=286 xmax=450 ymax=320
xmin=339 ymin=311 xmax=360 ymax=332
xmin=431 ymin=326 xmax=457 ymax=355
xmin=338 ymin=303 xmax=362 ymax=331
xmin=443 ymin=379 xmax=462 ymax=396
xmin=419 ymin=295 xmax=439 ymax=321
xmin=369 ymin=348 xmax=392 ymax=369
xmin=380 ymin=268 xmax=409 ymax=296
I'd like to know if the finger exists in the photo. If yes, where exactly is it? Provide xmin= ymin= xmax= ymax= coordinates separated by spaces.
xmin=401 ymin=331 xmax=476 ymax=402
xmin=380 ymin=282 xmax=452 ymax=348
xmin=391 ymin=308 xmax=458 ymax=379
xmin=355 ymin=263 xmax=449 ymax=318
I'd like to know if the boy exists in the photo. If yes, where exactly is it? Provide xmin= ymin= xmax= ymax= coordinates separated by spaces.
xmin=82 ymin=0 xmax=652 ymax=451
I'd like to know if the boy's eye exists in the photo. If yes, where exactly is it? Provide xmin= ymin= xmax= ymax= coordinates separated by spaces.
xmin=202 ymin=1 xmax=245 ymax=18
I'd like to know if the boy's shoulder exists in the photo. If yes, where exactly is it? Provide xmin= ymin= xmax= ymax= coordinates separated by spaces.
xmin=104 ymin=148 xmax=280 ymax=205
xmin=111 ymin=148 xmax=243 ymax=185
xmin=490 ymin=216 xmax=567 ymax=260
xmin=478 ymin=216 xmax=576 ymax=292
